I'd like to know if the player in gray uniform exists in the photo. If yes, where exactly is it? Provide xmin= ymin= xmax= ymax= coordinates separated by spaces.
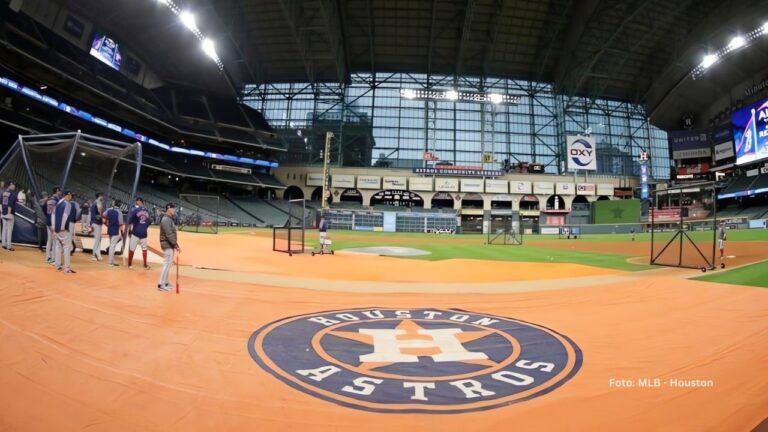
xmin=91 ymin=193 xmax=105 ymax=261
xmin=718 ymin=222 xmax=726 ymax=261
xmin=45 ymin=187 xmax=63 ymax=264
xmin=52 ymin=190 xmax=76 ymax=273
xmin=158 ymin=203 xmax=180 ymax=292
xmin=0 ymin=181 xmax=5 ymax=239
xmin=69 ymin=196 xmax=82 ymax=255
xmin=1 ymin=181 xmax=17 ymax=250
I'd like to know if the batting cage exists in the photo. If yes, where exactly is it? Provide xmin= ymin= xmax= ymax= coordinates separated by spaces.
xmin=273 ymin=199 xmax=306 ymax=255
xmin=0 ymin=132 xmax=141 ymax=250
xmin=487 ymin=215 xmax=523 ymax=245
xmin=649 ymin=182 xmax=719 ymax=271
xmin=558 ymin=226 xmax=581 ymax=239
xmin=178 ymin=194 xmax=220 ymax=234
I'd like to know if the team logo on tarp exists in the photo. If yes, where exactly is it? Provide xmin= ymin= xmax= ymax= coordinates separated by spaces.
xmin=248 ymin=308 xmax=582 ymax=413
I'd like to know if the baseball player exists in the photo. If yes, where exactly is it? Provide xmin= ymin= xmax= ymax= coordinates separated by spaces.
xmin=127 ymin=197 xmax=151 ymax=270
xmin=104 ymin=200 xmax=124 ymax=267
xmin=0 ymin=181 xmax=5 ymax=236
xmin=81 ymin=199 xmax=91 ymax=234
xmin=52 ymin=190 xmax=76 ymax=273
xmin=630 ymin=227 xmax=636 ymax=242
xmin=319 ymin=216 xmax=330 ymax=253
xmin=158 ymin=203 xmax=180 ymax=292
xmin=90 ymin=193 xmax=105 ymax=261
xmin=69 ymin=195 xmax=82 ymax=255
xmin=45 ymin=187 xmax=62 ymax=264
xmin=718 ymin=222 xmax=727 ymax=261
xmin=1 ymin=181 xmax=18 ymax=251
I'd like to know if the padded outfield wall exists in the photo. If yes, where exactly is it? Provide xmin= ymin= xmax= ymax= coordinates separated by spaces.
xmin=592 ymin=199 xmax=641 ymax=224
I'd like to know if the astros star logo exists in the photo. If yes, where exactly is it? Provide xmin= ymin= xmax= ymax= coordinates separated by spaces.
xmin=249 ymin=308 xmax=582 ymax=413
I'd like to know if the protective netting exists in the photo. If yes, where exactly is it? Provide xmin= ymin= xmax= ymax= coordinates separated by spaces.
xmin=487 ymin=215 xmax=523 ymax=245
xmin=178 ymin=194 xmax=220 ymax=234
xmin=0 ymin=132 xmax=141 ymax=247
xmin=649 ymin=183 xmax=718 ymax=270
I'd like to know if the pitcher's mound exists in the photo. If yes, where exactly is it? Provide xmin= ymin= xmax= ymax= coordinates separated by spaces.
xmin=342 ymin=246 xmax=431 ymax=257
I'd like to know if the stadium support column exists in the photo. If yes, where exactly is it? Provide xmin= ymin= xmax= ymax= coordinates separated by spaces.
xmin=321 ymin=131 xmax=334 ymax=210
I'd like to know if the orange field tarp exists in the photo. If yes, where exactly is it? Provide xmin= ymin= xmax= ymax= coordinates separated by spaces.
xmin=1 ymin=231 xmax=767 ymax=431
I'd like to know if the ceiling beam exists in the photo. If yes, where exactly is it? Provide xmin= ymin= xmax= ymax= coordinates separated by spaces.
xmin=552 ymin=0 xmax=603 ymax=91
xmin=534 ymin=0 xmax=575 ymax=82
xmin=366 ymin=0 xmax=375 ymax=74
xmin=592 ymin=0 xmax=696 ymax=103
xmin=481 ymin=0 xmax=504 ymax=77
xmin=317 ymin=0 xmax=350 ymax=84
xmin=426 ymin=0 xmax=439 ymax=78
xmin=567 ymin=0 xmax=653 ymax=98
xmin=277 ymin=0 xmax=316 ymax=83
xmin=455 ymin=0 xmax=476 ymax=78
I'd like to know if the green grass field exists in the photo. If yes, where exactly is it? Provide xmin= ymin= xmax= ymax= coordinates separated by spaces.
xmin=216 ymin=227 xmax=768 ymax=276
xmin=694 ymin=260 xmax=768 ymax=288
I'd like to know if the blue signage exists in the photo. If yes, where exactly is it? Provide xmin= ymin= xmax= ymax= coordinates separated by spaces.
xmin=0 ymin=75 xmax=278 ymax=169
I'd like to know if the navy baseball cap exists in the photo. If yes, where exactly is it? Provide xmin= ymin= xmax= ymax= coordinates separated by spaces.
xmin=63 ymin=190 xmax=73 ymax=196
xmin=165 ymin=202 xmax=177 ymax=210
xmin=135 ymin=196 xmax=145 ymax=203
xmin=52 ymin=186 xmax=62 ymax=194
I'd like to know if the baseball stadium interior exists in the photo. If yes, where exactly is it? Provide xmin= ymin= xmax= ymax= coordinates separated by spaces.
xmin=1 ymin=0 xmax=768 ymax=430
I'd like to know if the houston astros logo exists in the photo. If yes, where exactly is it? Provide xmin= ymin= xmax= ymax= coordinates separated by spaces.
xmin=570 ymin=139 xmax=594 ymax=167
xmin=248 ymin=308 xmax=582 ymax=413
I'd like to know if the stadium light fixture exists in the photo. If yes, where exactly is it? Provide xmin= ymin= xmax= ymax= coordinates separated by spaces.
xmin=201 ymin=38 xmax=217 ymax=60
xmin=399 ymin=88 xmax=519 ymax=105
xmin=692 ymin=19 xmax=768 ymax=79
xmin=727 ymin=36 xmax=746 ymax=50
xmin=700 ymin=54 xmax=718 ymax=69
xmin=179 ymin=11 xmax=197 ymax=32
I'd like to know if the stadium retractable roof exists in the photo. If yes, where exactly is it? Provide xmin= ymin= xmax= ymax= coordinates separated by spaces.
xmin=66 ymin=0 xmax=766 ymax=129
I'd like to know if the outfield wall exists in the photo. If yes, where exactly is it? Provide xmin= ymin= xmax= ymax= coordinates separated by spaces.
xmin=592 ymin=199 xmax=641 ymax=224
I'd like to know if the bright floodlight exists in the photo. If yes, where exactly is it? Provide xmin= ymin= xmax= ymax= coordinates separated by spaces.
xmin=763 ymin=22 xmax=768 ymax=34
xmin=180 ymin=11 xmax=196 ymax=31
xmin=728 ymin=36 xmax=746 ymax=50
xmin=402 ymin=89 xmax=416 ymax=99
xmin=701 ymin=54 xmax=718 ymax=69
xmin=445 ymin=90 xmax=458 ymax=100
xmin=488 ymin=93 xmax=503 ymax=104
xmin=201 ymin=38 xmax=217 ymax=60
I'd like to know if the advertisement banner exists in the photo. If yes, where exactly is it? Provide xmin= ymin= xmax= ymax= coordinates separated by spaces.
xmin=511 ymin=181 xmax=532 ymax=194
xmin=556 ymin=183 xmax=575 ymax=195
xmin=306 ymin=173 xmax=324 ymax=186
xmin=640 ymin=164 xmax=649 ymax=200
xmin=676 ymin=163 xmax=710 ymax=175
xmin=485 ymin=179 xmax=508 ymax=194
xmin=435 ymin=178 xmax=459 ymax=192
xmin=668 ymin=129 xmax=711 ymax=159
xmin=460 ymin=179 xmax=484 ymax=193
xmin=711 ymin=124 xmax=732 ymax=144
xmin=331 ymin=175 xmax=355 ymax=188
xmin=566 ymin=135 xmax=597 ymax=171
xmin=533 ymin=182 xmax=554 ymax=194
xmin=732 ymin=97 xmax=768 ymax=165
xmin=412 ymin=168 xmax=503 ymax=177
xmin=357 ymin=175 xmax=381 ymax=189
xmin=576 ymin=183 xmax=595 ymax=195
xmin=713 ymin=141 xmax=735 ymax=161
xmin=382 ymin=176 xmax=407 ymax=189
xmin=409 ymin=177 xmax=433 ymax=191
xmin=596 ymin=184 xmax=614 ymax=196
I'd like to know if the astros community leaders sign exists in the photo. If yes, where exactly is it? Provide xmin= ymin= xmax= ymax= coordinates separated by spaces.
xmin=248 ymin=308 xmax=582 ymax=413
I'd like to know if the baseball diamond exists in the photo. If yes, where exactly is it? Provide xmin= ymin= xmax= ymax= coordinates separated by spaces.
xmin=1 ymin=1 xmax=768 ymax=431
